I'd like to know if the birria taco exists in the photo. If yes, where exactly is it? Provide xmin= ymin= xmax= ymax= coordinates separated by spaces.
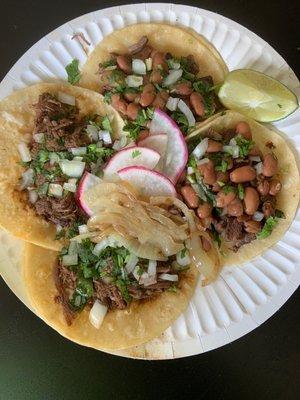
xmin=0 ymin=83 xmax=125 ymax=250
xmin=179 ymin=110 xmax=300 ymax=266
xmin=80 ymin=23 xmax=228 ymax=138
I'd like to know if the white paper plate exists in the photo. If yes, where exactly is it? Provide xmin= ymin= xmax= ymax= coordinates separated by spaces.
xmin=0 ymin=3 xmax=299 ymax=360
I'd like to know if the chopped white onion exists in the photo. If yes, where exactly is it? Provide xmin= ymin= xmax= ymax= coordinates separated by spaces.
xmin=73 ymin=156 xmax=83 ymax=161
xmin=133 ymin=266 xmax=141 ymax=281
xmin=125 ymin=75 xmax=143 ymax=88
xmin=49 ymin=152 xmax=60 ymax=165
xmin=253 ymin=211 xmax=264 ymax=222
xmin=28 ymin=190 xmax=38 ymax=204
xmin=56 ymin=224 xmax=63 ymax=233
xmin=57 ymin=91 xmax=76 ymax=106
xmin=168 ymin=59 xmax=181 ymax=70
xmin=112 ymin=135 xmax=127 ymax=150
xmin=163 ymin=69 xmax=183 ymax=86
xmin=159 ymin=273 xmax=178 ymax=282
xmin=250 ymin=156 xmax=261 ymax=162
xmin=59 ymin=159 xmax=86 ymax=178
xmin=70 ymin=147 xmax=87 ymax=156
xmin=21 ymin=168 xmax=34 ymax=189
xmin=68 ymin=178 xmax=77 ymax=185
xmin=86 ymin=124 xmax=99 ymax=141
xmin=176 ymin=250 xmax=190 ymax=267
xmin=166 ymin=97 xmax=180 ymax=112
xmin=187 ymin=166 xmax=194 ymax=175
xmin=192 ymin=138 xmax=209 ymax=159
xmin=229 ymin=138 xmax=237 ymax=146
xmin=62 ymin=253 xmax=78 ymax=266
xmin=196 ymin=157 xmax=210 ymax=166
xmin=78 ymin=224 xmax=88 ymax=234
xmin=148 ymin=260 xmax=157 ymax=277
xmin=92 ymin=239 xmax=109 ymax=256
xmin=132 ymin=59 xmax=146 ymax=75
xmin=48 ymin=183 xmax=63 ymax=198
xmin=18 ymin=142 xmax=31 ymax=162
xmin=223 ymin=145 xmax=239 ymax=158
xmin=145 ymin=58 xmax=152 ymax=71
xmin=139 ymin=272 xmax=156 ymax=286
xmin=89 ymin=300 xmax=108 ymax=329
xmin=63 ymin=182 xmax=77 ymax=193
xmin=125 ymin=254 xmax=139 ymax=274
xmin=178 ymin=99 xmax=196 ymax=127
xmin=254 ymin=162 xmax=263 ymax=175
xmin=33 ymin=133 xmax=44 ymax=143
xmin=96 ymin=141 xmax=103 ymax=148
xmin=101 ymin=131 xmax=112 ymax=145
xmin=68 ymin=241 xmax=78 ymax=255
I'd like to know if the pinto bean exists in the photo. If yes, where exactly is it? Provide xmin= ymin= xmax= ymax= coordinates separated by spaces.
xmin=116 ymin=55 xmax=132 ymax=74
xmin=244 ymin=187 xmax=260 ymax=215
xmin=134 ymin=45 xmax=152 ymax=60
xmin=126 ymin=102 xmax=140 ymax=120
xmin=190 ymin=92 xmax=205 ymax=117
xmin=249 ymin=145 xmax=262 ymax=157
xmin=197 ymin=202 xmax=213 ymax=219
xmin=152 ymin=52 xmax=168 ymax=71
xmin=235 ymin=121 xmax=252 ymax=140
xmin=262 ymin=153 xmax=278 ymax=177
xmin=152 ymin=91 xmax=169 ymax=109
xmin=150 ymin=70 xmax=163 ymax=84
xmin=138 ymin=130 xmax=150 ymax=141
xmin=128 ymin=36 xmax=148 ymax=55
xmin=257 ymin=180 xmax=270 ymax=196
xmin=230 ymin=166 xmax=256 ymax=183
xmin=212 ymin=171 xmax=229 ymax=192
xmin=124 ymin=90 xmax=139 ymax=102
xmin=198 ymin=159 xmax=216 ymax=185
xmin=227 ymin=198 xmax=244 ymax=217
xmin=216 ymin=190 xmax=236 ymax=208
xmin=174 ymin=82 xmax=193 ymax=96
xmin=201 ymin=236 xmax=212 ymax=252
xmin=111 ymin=94 xmax=128 ymax=115
xmin=180 ymin=185 xmax=199 ymax=208
xmin=207 ymin=139 xmax=223 ymax=153
xmin=244 ymin=220 xmax=261 ymax=234
xmin=269 ymin=179 xmax=282 ymax=196
xmin=139 ymin=83 xmax=156 ymax=107
xmin=262 ymin=201 xmax=275 ymax=218
xmin=198 ymin=217 xmax=213 ymax=230
xmin=237 ymin=214 xmax=251 ymax=223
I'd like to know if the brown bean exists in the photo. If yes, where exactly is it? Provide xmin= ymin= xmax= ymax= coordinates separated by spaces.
xmin=249 ymin=145 xmax=262 ymax=157
xmin=197 ymin=202 xmax=213 ymax=219
xmin=190 ymin=92 xmax=205 ymax=117
xmin=116 ymin=55 xmax=132 ymax=74
xmin=216 ymin=190 xmax=236 ymax=208
xmin=126 ymin=102 xmax=140 ymax=120
xmin=198 ymin=159 xmax=216 ymax=185
xmin=269 ymin=179 xmax=282 ymax=196
xmin=150 ymin=70 xmax=163 ymax=84
xmin=152 ymin=52 xmax=168 ymax=71
xmin=138 ymin=130 xmax=150 ymax=141
xmin=198 ymin=217 xmax=213 ymax=230
xmin=244 ymin=220 xmax=261 ymax=234
xmin=237 ymin=214 xmax=251 ymax=223
xmin=152 ymin=91 xmax=169 ymax=109
xmin=134 ymin=45 xmax=152 ymax=60
xmin=212 ymin=171 xmax=229 ymax=192
xmin=244 ymin=187 xmax=260 ymax=215
xmin=227 ymin=198 xmax=244 ymax=217
xmin=178 ymin=171 xmax=187 ymax=184
xmin=139 ymin=83 xmax=156 ymax=107
xmin=174 ymin=82 xmax=193 ymax=96
xmin=124 ymin=90 xmax=139 ymax=102
xmin=262 ymin=201 xmax=275 ymax=218
xmin=201 ymin=236 xmax=212 ymax=252
xmin=257 ymin=180 xmax=270 ymax=196
xmin=111 ymin=94 xmax=128 ymax=115
xmin=230 ymin=166 xmax=256 ymax=183
xmin=180 ymin=185 xmax=199 ymax=208
xmin=207 ymin=139 xmax=223 ymax=153
xmin=235 ymin=121 xmax=252 ymax=140
xmin=262 ymin=153 xmax=278 ymax=177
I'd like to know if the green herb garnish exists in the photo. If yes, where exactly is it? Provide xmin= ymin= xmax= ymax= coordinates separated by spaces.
xmin=65 ymin=59 xmax=81 ymax=85
xmin=257 ymin=216 xmax=278 ymax=239
xmin=237 ymin=183 xmax=244 ymax=200
xmin=215 ymin=160 xmax=228 ymax=173
xmin=131 ymin=149 xmax=141 ymax=158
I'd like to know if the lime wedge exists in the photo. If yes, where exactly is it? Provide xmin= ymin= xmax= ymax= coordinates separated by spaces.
xmin=218 ymin=69 xmax=299 ymax=122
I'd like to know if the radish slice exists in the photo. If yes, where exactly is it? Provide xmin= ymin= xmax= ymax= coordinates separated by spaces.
xmin=118 ymin=166 xmax=176 ymax=197
xmin=76 ymin=172 xmax=102 ymax=216
xmin=138 ymin=134 xmax=168 ymax=157
xmin=149 ymin=109 xmax=188 ymax=183
xmin=103 ymin=146 xmax=160 ymax=178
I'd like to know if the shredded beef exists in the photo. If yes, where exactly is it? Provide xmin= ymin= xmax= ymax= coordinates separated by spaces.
xmin=184 ymin=55 xmax=200 ymax=74
xmin=225 ymin=217 xmax=244 ymax=242
xmin=93 ymin=280 xmax=127 ymax=310
xmin=54 ymin=263 xmax=77 ymax=326
xmin=221 ymin=129 xmax=237 ymax=144
xmin=232 ymin=233 xmax=256 ymax=252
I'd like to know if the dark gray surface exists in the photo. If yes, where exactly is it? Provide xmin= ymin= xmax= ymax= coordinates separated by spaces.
xmin=0 ymin=1 xmax=299 ymax=399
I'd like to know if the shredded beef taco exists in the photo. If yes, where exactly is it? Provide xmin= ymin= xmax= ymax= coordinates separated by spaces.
xmin=22 ymin=181 xmax=205 ymax=350
xmin=80 ymin=23 xmax=228 ymax=138
xmin=0 ymin=83 xmax=125 ymax=250
xmin=179 ymin=110 xmax=300 ymax=266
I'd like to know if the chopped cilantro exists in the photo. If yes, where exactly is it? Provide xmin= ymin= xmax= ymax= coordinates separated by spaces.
xmin=257 ymin=216 xmax=278 ymax=239
xmin=171 ymin=111 xmax=189 ymax=134
xmin=101 ymin=59 xmax=117 ymax=69
xmin=70 ymin=277 xmax=93 ymax=310
xmin=193 ymin=80 xmax=213 ymax=94
xmin=55 ymin=229 xmax=66 ymax=240
xmin=237 ymin=183 xmax=244 ymax=200
xmin=101 ymin=116 xmax=112 ymax=132
xmin=65 ymin=59 xmax=81 ymax=85
xmin=236 ymin=136 xmax=254 ymax=157
xmin=222 ymin=185 xmax=236 ymax=195
xmin=167 ymin=284 xmax=178 ymax=293
xmin=36 ymin=182 xmax=49 ymax=197
xmin=116 ymin=279 xmax=131 ymax=303
xmin=109 ymin=69 xmax=125 ymax=86
xmin=275 ymin=209 xmax=285 ymax=219
xmin=103 ymin=91 xmax=112 ymax=104
xmin=131 ymin=149 xmax=141 ymax=158
xmin=194 ymin=170 xmax=216 ymax=205
xmin=188 ymin=155 xmax=197 ymax=169
xmin=277 ymin=103 xmax=282 ymax=108
xmin=215 ymin=160 xmax=228 ymax=173
xmin=180 ymin=247 xmax=187 ymax=258
xmin=123 ymin=108 xmax=153 ymax=140
xmin=210 ymin=224 xmax=221 ymax=247
xmin=83 ymin=144 xmax=114 ymax=164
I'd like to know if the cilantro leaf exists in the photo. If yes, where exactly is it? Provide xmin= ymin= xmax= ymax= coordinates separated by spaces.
xmin=65 ymin=59 xmax=81 ymax=85
xmin=101 ymin=116 xmax=112 ymax=132
xmin=215 ymin=160 xmax=228 ymax=173
xmin=132 ymin=149 xmax=141 ymax=158
xmin=237 ymin=183 xmax=244 ymax=200
xmin=236 ymin=136 xmax=254 ymax=157
xmin=257 ymin=216 xmax=278 ymax=239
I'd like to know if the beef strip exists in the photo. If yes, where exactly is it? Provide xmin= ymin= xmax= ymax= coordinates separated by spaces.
xmin=93 ymin=280 xmax=127 ymax=310
xmin=54 ymin=262 xmax=77 ymax=326
xmin=232 ymin=233 xmax=256 ymax=252
xmin=225 ymin=217 xmax=244 ymax=242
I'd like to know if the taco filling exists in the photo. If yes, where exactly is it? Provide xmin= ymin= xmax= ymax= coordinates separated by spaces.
xmin=97 ymin=36 xmax=220 ymax=138
xmin=18 ymin=92 xmax=119 ymax=238
xmin=180 ymin=120 xmax=285 ymax=253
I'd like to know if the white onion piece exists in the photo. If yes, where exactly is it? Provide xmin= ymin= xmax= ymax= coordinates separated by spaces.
xmin=132 ymin=59 xmax=146 ymax=75
xmin=187 ymin=166 xmax=194 ymax=175
xmin=125 ymin=254 xmax=139 ymax=274
xmin=145 ymin=58 xmax=152 ymax=71
xmin=48 ymin=183 xmax=63 ymax=198
xmin=18 ymin=142 xmax=31 ymax=162
xmin=255 ymin=162 xmax=263 ymax=175
xmin=168 ymin=59 xmax=181 ymax=70
xmin=159 ymin=273 xmax=178 ymax=282
xmin=89 ymin=300 xmax=108 ymax=329
xmin=59 ymin=159 xmax=86 ymax=178
xmin=68 ymin=241 xmax=78 ymax=255
xmin=28 ymin=190 xmax=38 ymax=204
xmin=250 ymin=156 xmax=261 ymax=162
xmin=253 ymin=211 xmax=264 ymax=222
xmin=56 ymin=224 xmax=63 ymax=233
xmin=223 ymin=145 xmax=239 ymax=158
xmin=92 ymin=239 xmax=109 ymax=256
xmin=192 ymin=138 xmax=209 ymax=159
xmin=73 ymin=156 xmax=83 ymax=161
xmin=229 ymin=138 xmax=237 ymax=146
xmin=63 ymin=182 xmax=77 ymax=193
xmin=62 ymin=254 xmax=78 ymax=266
xmin=139 ymin=272 xmax=156 ymax=286
xmin=112 ymin=135 xmax=127 ymax=150
xmin=21 ymin=169 xmax=34 ymax=189
xmin=86 ymin=124 xmax=99 ymax=141
xmin=196 ymin=157 xmax=210 ymax=166
xmin=163 ymin=69 xmax=183 ymax=86
xmin=178 ymin=99 xmax=196 ymax=127
xmin=33 ymin=133 xmax=44 ymax=143
xmin=166 ymin=97 xmax=180 ymax=112
xmin=148 ymin=260 xmax=157 ymax=277
xmin=133 ymin=266 xmax=141 ymax=281
xmin=57 ymin=91 xmax=76 ymax=106
xmin=70 ymin=147 xmax=87 ymax=156
xmin=125 ymin=75 xmax=143 ymax=88
xmin=49 ymin=152 xmax=60 ymax=165
xmin=78 ymin=224 xmax=88 ymax=234
xmin=101 ymin=131 xmax=112 ymax=145
xmin=176 ymin=250 xmax=190 ymax=267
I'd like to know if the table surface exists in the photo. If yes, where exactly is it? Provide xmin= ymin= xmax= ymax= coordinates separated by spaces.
xmin=0 ymin=1 xmax=299 ymax=399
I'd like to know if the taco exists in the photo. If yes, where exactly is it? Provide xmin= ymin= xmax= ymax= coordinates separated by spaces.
xmin=80 ymin=23 xmax=228 ymax=137
xmin=0 ymin=83 xmax=125 ymax=250
xmin=179 ymin=110 xmax=300 ymax=266
xmin=22 ymin=180 xmax=210 ymax=350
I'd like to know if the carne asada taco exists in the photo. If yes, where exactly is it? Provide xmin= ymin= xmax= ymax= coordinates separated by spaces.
xmin=80 ymin=23 xmax=228 ymax=138
xmin=181 ymin=110 xmax=300 ymax=266
xmin=22 ymin=180 xmax=213 ymax=350
xmin=0 ymin=83 xmax=125 ymax=250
